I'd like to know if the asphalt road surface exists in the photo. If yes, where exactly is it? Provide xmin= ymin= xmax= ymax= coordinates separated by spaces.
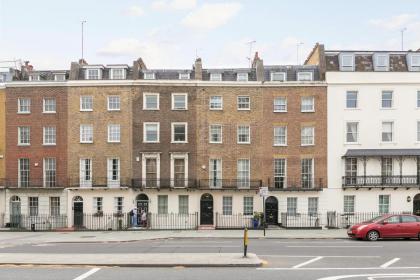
xmin=1 ymin=238 xmax=420 ymax=280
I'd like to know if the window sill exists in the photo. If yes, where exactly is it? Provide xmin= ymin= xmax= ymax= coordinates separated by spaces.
xmin=172 ymin=108 xmax=188 ymax=111
xmin=80 ymin=142 xmax=94 ymax=144
xmin=301 ymin=110 xmax=315 ymax=113
xmin=43 ymin=144 xmax=56 ymax=146
xmin=273 ymin=110 xmax=287 ymax=113
xmin=107 ymin=109 xmax=121 ymax=112
xmin=301 ymin=144 xmax=315 ymax=147
xmin=380 ymin=108 xmax=395 ymax=110
xmin=43 ymin=111 xmax=56 ymax=114
xmin=237 ymin=108 xmax=251 ymax=111
xmin=380 ymin=142 xmax=397 ymax=145
xmin=143 ymin=108 xmax=160 ymax=111
xmin=17 ymin=112 xmax=30 ymax=114
xmin=344 ymin=142 xmax=361 ymax=145
xmin=209 ymin=108 xmax=223 ymax=111
xmin=171 ymin=141 xmax=188 ymax=144
xmin=273 ymin=144 xmax=287 ymax=147
xmin=80 ymin=109 xmax=93 ymax=112
xmin=237 ymin=142 xmax=251 ymax=145
xmin=107 ymin=141 xmax=121 ymax=144
xmin=143 ymin=141 xmax=160 ymax=144
xmin=209 ymin=142 xmax=223 ymax=144
xmin=18 ymin=144 xmax=30 ymax=147
xmin=344 ymin=108 xmax=360 ymax=111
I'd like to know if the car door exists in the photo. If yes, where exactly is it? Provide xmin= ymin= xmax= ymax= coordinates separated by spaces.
xmin=379 ymin=215 xmax=402 ymax=238
xmin=401 ymin=215 xmax=420 ymax=237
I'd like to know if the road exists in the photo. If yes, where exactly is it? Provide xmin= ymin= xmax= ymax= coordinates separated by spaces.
xmin=0 ymin=238 xmax=420 ymax=279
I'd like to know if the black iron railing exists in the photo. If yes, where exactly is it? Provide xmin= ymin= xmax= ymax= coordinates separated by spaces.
xmin=268 ymin=178 xmax=325 ymax=191
xmin=215 ymin=213 xmax=254 ymax=229
xmin=326 ymin=211 xmax=412 ymax=229
xmin=342 ymin=176 xmax=420 ymax=187
xmin=131 ymin=179 xmax=197 ymax=189
xmin=280 ymin=212 xmax=322 ymax=229
xmin=6 ymin=214 xmax=68 ymax=230
xmin=198 ymin=179 xmax=262 ymax=189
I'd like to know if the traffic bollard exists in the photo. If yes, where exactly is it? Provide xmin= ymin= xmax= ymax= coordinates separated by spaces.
xmin=243 ymin=227 xmax=248 ymax=257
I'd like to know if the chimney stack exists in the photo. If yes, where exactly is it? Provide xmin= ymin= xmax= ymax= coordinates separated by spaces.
xmin=69 ymin=62 xmax=80 ymax=80
xmin=133 ymin=58 xmax=147 ymax=80
xmin=194 ymin=58 xmax=202 ymax=80
xmin=252 ymin=52 xmax=264 ymax=82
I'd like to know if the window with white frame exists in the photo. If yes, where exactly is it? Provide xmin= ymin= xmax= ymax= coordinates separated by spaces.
xmin=18 ymin=98 xmax=31 ymax=113
xmin=379 ymin=195 xmax=390 ymax=214
xmin=143 ymin=72 xmax=155 ymax=80
xmin=271 ymin=72 xmax=286 ymax=82
xmin=209 ymin=124 xmax=222 ymax=143
xmin=274 ymin=97 xmax=287 ymax=112
xmin=86 ymin=69 xmax=100 ymax=80
xmin=209 ymin=159 xmax=222 ymax=188
xmin=301 ymin=126 xmax=315 ymax=146
xmin=29 ymin=75 xmax=40 ymax=81
xmin=210 ymin=73 xmax=222 ymax=81
xmin=237 ymin=96 xmax=250 ymax=110
xmin=18 ymin=158 xmax=30 ymax=187
xmin=301 ymin=158 xmax=314 ymax=189
xmin=179 ymin=73 xmax=190 ymax=80
xmin=54 ymin=74 xmax=66 ymax=81
xmin=29 ymin=197 xmax=38 ymax=216
xmin=346 ymin=91 xmax=358 ymax=108
xmin=274 ymin=158 xmax=286 ymax=189
xmin=417 ymin=121 xmax=420 ymax=142
xmin=114 ymin=197 xmax=124 ymax=212
xmin=143 ymin=93 xmax=159 ymax=110
xmin=80 ymin=158 xmax=92 ymax=187
xmin=340 ymin=54 xmax=355 ymax=71
xmin=297 ymin=72 xmax=313 ymax=81
xmin=43 ymin=158 xmax=56 ymax=187
xmin=80 ymin=124 xmax=93 ymax=143
xmin=243 ymin=197 xmax=253 ymax=215
xmin=110 ymin=68 xmax=125 ymax=80
xmin=158 ymin=195 xmax=168 ymax=214
xmin=18 ymin=126 xmax=30 ymax=145
xmin=410 ymin=54 xmax=420 ymax=68
xmin=237 ymin=125 xmax=250 ymax=144
xmin=381 ymin=91 xmax=393 ymax=108
xmin=237 ymin=72 xmax=248 ymax=82
xmin=346 ymin=122 xmax=359 ymax=143
xmin=50 ymin=197 xmax=60 ymax=216
xmin=93 ymin=197 xmax=103 ymax=212
xmin=417 ymin=91 xmax=420 ymax=108
xmin=144 ymin=155 xmax=159 ymax=187
xmin=178 ymin=195 xmax=189 ymax=214
xmin=80 ymin=96 xmax=93 ymax=111
xmin=223 ymin=196 xmax=232 ymax=215
xmin=43 ymin=98 xmax=56 ymax=113
xmin=301 ymin=96 xmax=315 ymax=112
xmin=172 ymin=123 xmax=187 ymax=143
xmin=382 ymin=121 xmax=394 ymax=142
xmin=143 ymin=123 xmax=159 ymax=143
xmin=344 ymin=195 xmax=355 ymax=213
xmin=308 ymin=197 xmax=318 ymax=215
xmin=274 ymin=126 xmax=287 ymax=146
xmin=345 ymin=158 xmax=357 ymax=185
xmin=172 ymin=156 xmax=187 ymax=187
xmin=108 ymin=124 xmax=120 ymax=143
xmin=172 ymin=93 xmax=188 ymax=110
xmin=287 ymin=197 xmax=297 ymax=215
xmin=374 ymin=54 xmax=389 ymax=70
xmin=381 ymin=158 xmax=393 ymax=177
xmin=209 ymin=96 xmax=223 ymax=110
xmin=107 ymin=96 xmax=120 ymax=111
xmin=107 ymin=158 xmax=120 ymax=187
xmin=43 ymin=126 xmax=56 ymax=145
xmin=237 ymin=159 xmax=250 ymax=188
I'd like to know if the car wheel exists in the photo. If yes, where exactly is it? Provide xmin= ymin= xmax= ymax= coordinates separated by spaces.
xmin=366 ymin=230 xmax=380 ymax=241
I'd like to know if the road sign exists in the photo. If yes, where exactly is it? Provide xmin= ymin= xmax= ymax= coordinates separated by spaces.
xmin=259 ymin=186 xmax=269 ymax=197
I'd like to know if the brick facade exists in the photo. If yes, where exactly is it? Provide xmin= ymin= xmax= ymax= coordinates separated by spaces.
xmin=0 ymin=87 xmax=5 ymax=182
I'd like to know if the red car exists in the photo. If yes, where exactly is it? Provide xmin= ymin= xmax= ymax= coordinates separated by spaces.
xmin=347 ymin=214 xmax=420 ymax=241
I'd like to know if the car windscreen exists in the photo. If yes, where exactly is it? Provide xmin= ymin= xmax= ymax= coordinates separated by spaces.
xmin=362 ymin=215 xmax=384 ymax=223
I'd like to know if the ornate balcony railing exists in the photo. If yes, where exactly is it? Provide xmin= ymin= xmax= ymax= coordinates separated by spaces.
xmin=1 ymin=178 xmax=66 ymax=188
xmin=268 ymin=178 xmax=325 ymax=191
xmin=342 ymin=175 xmax=420 ymax=188
xmin=197 ymin=179 xmax=262 ymax=190
xmin=131 ymin=179 xmax=197 ymax=189
xmin=67 ymin=177 xmax=132 ymax=188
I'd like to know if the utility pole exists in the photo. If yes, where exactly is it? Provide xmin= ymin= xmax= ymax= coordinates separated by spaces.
xmin=81 ymin=20 xmax=87 ymax=60
xmin=296 ymin=42 xmax=304 ymax=65
xmin=401 ymin=28 xmax=407 ymax=51
xmin=246 ymin=40 xmax=256 ymax=68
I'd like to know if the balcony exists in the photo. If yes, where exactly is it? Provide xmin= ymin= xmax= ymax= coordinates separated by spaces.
xmin=268 ymin=178 xmax=325 ymax=191
xmin=2 ymin=178 xmax=66 ymax=188
xmin=197 ymin=179 xmax=262 ymax=190
xmin=131 ymin=179 xmax=197 ymax=189
xmin=342 ymin=176 xmax=420 ymax=189
xmin=68 ymin=177 xmax=132 ymax=188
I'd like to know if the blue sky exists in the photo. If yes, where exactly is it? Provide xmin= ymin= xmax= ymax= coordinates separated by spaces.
xmin=1 ymin=0 xmax=420 ymax=70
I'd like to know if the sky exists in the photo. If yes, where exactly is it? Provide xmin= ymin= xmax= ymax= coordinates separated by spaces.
xmin=1 ymin=0 xmax=420 ymax=70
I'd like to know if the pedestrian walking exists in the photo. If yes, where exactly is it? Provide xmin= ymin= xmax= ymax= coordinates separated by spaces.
xmin=141 ymin=210 xmax=147 ymax=228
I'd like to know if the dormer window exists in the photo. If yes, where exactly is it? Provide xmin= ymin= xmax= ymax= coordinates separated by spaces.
xmin=412 ymin=55 xmax=420 ymax=67
xmin=179 ymin=73 xmax=190 ymax=80
xmin=110 ymin=68 xmax=125 ymax=80
xmin=373 ymin=53 xmax=389 ymax=71
xmin=340 ymin=53 xmax=355 ymax=71
xmin=210 ymin=73 xmax=222 ymax=81
xmin=408 ymin=53 xmax=420 ymax=71
xmin=86 ymin=69 xmax=101 ymax=80
xmin=28 ymin=75 xmax=40 ymax=81
xmin=144 ymin=72 xmax=155 ymax=80
xmin=297 ymin=72 xmax=313 ymax=81
xmin=237 ymin=72 xmax=248 ymax=82
xmin=271 ymin=72 xmax=286 ymax=82
xmin=54 ymin=74 xmax=66 ymax=81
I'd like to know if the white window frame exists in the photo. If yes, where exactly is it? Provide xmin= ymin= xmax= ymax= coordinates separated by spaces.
xmin=301 ymin=126 xmax=315 ymax=146
xmin=379 ymin=194 xmax=390 ymax=214
xmin=93 ymin=197 xmax=103 ymax=212
xmin=381 ymin=121 xmax=394 ymax=143
xmin=107 ymin=95 xmax=121 ymax=111
xmin=346 ymin=91 xmax=358 ymax=109
xmin=18 ymin=158 xmax=30 ymax=188
xmin=54 ymin=74 xmax=66 ymax=81
xmin=274 ymin=158 xmax=287 ymax=189
xmin=344 ymin=195 xmax=355 ymax=214
xmin=209 ymin=124 xmax=223 ymax=144
xmin=143 ymin=122 xmax=160 ymax=143
xmin=171 ymin=122 xmax=188 ymax=143
xmin=308 ymin=197 xmax=319 ymax=215
xmin=417 ymin=91 xmax=420 ymax=108
xmin=179 ymin=73 xmax=190 ymax=80
xmin=80 ymin=96 xmax=93 ymax=111
xmin=411 ymin=55 xmax=420 ymax=67
xmin=18 ymin=126 xmax=30 ymax=146
xmin=107 ymin=157 xmax=120 ymax=187
xmin=158 ymin=195 xmax=168 ymax=214
xmin=43 ymin=126 xmax=56 ymax=146
xmin=170 ymin=153 xmax=188 ymax=188
xmin=107 ymin=124 xmax=121 ymax=143
xmin=43 ymin=157 xmax=56 ymax=187
xmin=287 ymin=197 xmax=297 ymax=215
xmin=171 ymin=93 xmax=188 ymax=110
xmin=345 ymin=121 xmax=359 ymax=144
xmin=210 ymin=73 xmax=222 ymax=81
xmin=85 ymin=68 xmax=101 ymax=80
xmin=141 ymin=153 xmax=161 ymax=187
xmin=29 ymin=75 xmax=40 ymax=82
xmin=209 ymin=158 xmax=222 ymax=188
xmin=237 ymin=125 xmax=251 ymax=144
xmin=374 ymin=54 xmax=389 ymax=71
xmin=222 ymin=196 xmax=232 ymax=215
xmin=273 ymin=126 xmax=287 ymax=146
xmin=114 ymin=197 xmax=124 ymax=213
xmin=243 ymin=196 xmax=253 ymax=215
xmin=270 ymin=72 xmax=286 ymax=82
xmin=301 ymin=158 xmax=314 ymax=189
xmin=340 ymin=54 xmax=355 ymax=71
xmin=143 ymin=72 xmax=155 ymax=80
xmin=237 ymin=159 xmax=250 ymax=188
xmin=18 ymin=98 xmax=31 ymax=114
xmin=209 ymin=96 xmax=223 ymax=110
xmin=297 ymin=72 xmax=313 ymax=81
xmin=417 ymin=121 xmax=420 ymax=142
xmin=110 ymin=68 xmax=126 ymax=80
xmin=301 ymin=96 xmax=315 ymax=112
xmin=381 ymin=91 xmax=393 ymax=109
xmin=178 ymin=195 xmax=189 ymax=214
xmin=273 ymin=97 xmax=287 ymax=112
xmin=237 ymin=72 xmax=248 ymax=82
xmin=143 ymin=93 xmax=160 ymax=110
xmin=237 ymin=96 xmax=250 ymax=110
xmin=80 ymin=158 xmax=92 ymax=188
xmin=43 ymin=98 xmax=56 ymax=113
xmin=80 ymin=124 xmax=93 ymax=143
xmin=28 ymin=197 xmax=39 ymax=216
xmin=50 ymin=197 xmax=60 ymax=216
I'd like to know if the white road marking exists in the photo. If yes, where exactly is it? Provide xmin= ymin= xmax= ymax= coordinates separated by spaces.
xmin=292 ymin=256 xmax=323 ymax=268
xmin=72 ymin=268 xmax=101 ymax=280
xmin=316 ymin=273 xmax=420 ymax=280
xmin=287 ymin=246 xmax=383 ymax=248
xmin=380 ymin=258 xmax=401 ymax=268
xmin=154 ymin=245 xmax=238 ymax=248
xmin=258 ymin=267 xmax=420 ymax=271
xmin=259 ymin=255 xmax=380 ymax=258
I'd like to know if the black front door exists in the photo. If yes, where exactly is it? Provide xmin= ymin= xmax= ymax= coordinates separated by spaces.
xmin=200 ymin=194 xmax=213 ymax=225
xmin=414 ymin=194 xmax=420 ymax=216
xmin=137 ymin=200 xmax=149 ymax=213
xmin=265 ymin=196 xmax=278 ymax=225
xmin=73 ymin=202 xmax=84 ymax=228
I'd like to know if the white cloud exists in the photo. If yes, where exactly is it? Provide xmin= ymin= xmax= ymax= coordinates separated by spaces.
xmin=181 ymin=3 xmax=241 ymax=31
xmin=151 ymin=0 xmax=196 ymax=11
xmin=124 ymin=5 xmax=145 ymax=17
xmin=370 ymin=14 xmax=417 ymax=30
